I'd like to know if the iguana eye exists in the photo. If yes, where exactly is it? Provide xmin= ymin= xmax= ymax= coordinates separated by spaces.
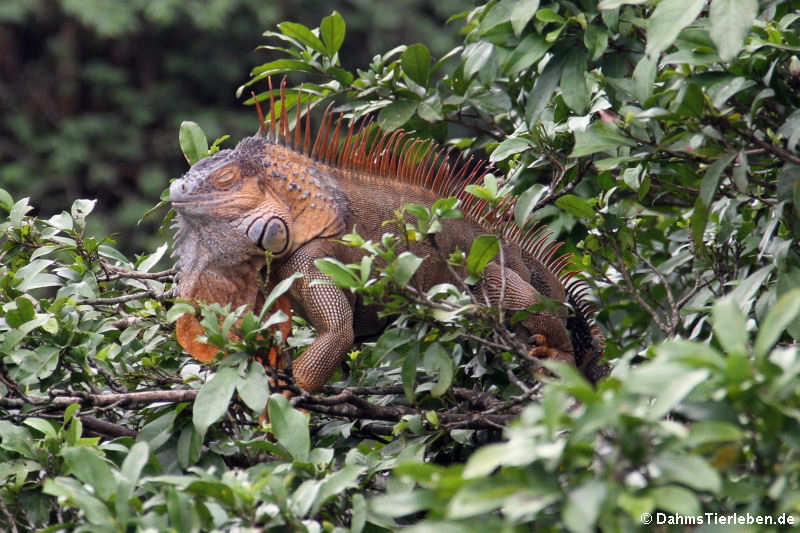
xmin=212 ymin=168 xmax=238 ymax=189
xmin=248 ymin=216 xmax=289 ymax=254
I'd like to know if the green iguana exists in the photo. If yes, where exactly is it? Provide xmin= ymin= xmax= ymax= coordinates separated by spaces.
xmin=170 ymin=88 xmax=605 ymax=392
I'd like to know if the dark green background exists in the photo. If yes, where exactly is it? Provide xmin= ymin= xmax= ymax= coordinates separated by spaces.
xmin=0 ymin=0 xmax=469 ymax=253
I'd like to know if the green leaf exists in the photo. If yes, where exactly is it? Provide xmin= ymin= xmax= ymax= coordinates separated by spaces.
xmin=167 ymin=302 xmax=196 ymax=324
xmin=0 ymin=188 xmax=13 ymax=211
xmin=29 ymin=346 xmax=60 ymax=382
xmin=390 ymin=251 xmax=424 ymax=287
xmin=315 ymin=258 xmax=360 ymax=289
xmin=268 ymin=393 xmax=310 ymax=462
xmin=9 ymin=197 xmax=33 ymax=226
xmin=503 ymin=33 xmax=552 ymax=75
xmin=166 ymin=488 xmax=199 ymax=533
xmin=687 ymin=421 xmax=744 ymax=447
xmin=511 ymin=0 xmax=540 ymax=36
xmin=584 ymin=23 xmax=609 ymax=61
xmin=120 ymin=442 xmax=148 ymax=487
xmin=448 ymin=478 xmax=525 ymax=519
xmin=238 ymin=362 xmax=269 ymax=413
xmin=177 ymin=424 xmax=203 ymax=468
xmin=690 ymin=196 xmax=709 ymax=247
xmin=117 ymin=442 xmax=149 ymax=524
xmin=645 ymin=486 xmax=700 ymax=516
xmin=179 ymin=121 xmax=208 ymax=165
xmin=514 ymin=184 xmax=547 ymax=227
xmin=320 ymin=11 xmax=346 ymax=56
xmin=43 ymin=478 xmax=113 ymax=528
xmin=645 ymin=0 xmax=706 ymax=57
xmin=402 ymin=43 xmax=431 ymax=87
xmin=560 ymin=47 xmax=589 ymax=113
xmin=650 ymin=368 xmax=709 ymax=419
xmin=61 ymin=447 xmax=116 ymax=497
xmin=490 ymin=137 xmax=532 ymax=162
xmin=466 ymin=235 xmax=500 ymax=277
xmin=676 ymin=82 xmax=704 ymax=118
xmin=418 ymin=100 xmax=443 ymax=122
xmin=0 ymin=422 xmax=35 ymax=458
xmin=249 ymin=59 xmax=317 ymax=79
xmin=654 ymin=453 xmax=721 ymax=493
xmin=731 ymin=264 xmax=774 ymax=312
xmin=569 ymin=122 xmax=635 ymax=157
xmin=311 ymin=465 xmax=366 ymax=515
xmin=24 ymin=418 xmax=58 ymax=439
xmin=278 ymin=21 xmax=327 ymax=55
xmin=6 ymin=296 xmax=35 ymax=328
xmin=423 ymin=343 xmax=454 ymax=397
xmin=351 ymin=493 xmax=367 ymax=533
xmin=377 ymin=99 xmax=418 ymax=131
xmin=64 ymin=404 xmax=80 ymax=425
xmin=525 ymin=54 xmax=565 ymax=126
xmin=711 ymin=296 xmax=748 ymax=356
xmin=192 ymin=367 xmax=238 ymax=436
xmin=555 ymin=194 xmax=594 ymax=219
xmin=463 ymin=41 xmax=494 ymax=79
xmin=263 ymin=272 xmax=302 ymax=312
xmin=599 ymin=0 xmax=647 ymax=7
xmin=754 ymin=289 xmax=800 ymax=358
xmin=563 ymin=480 xmax=606 ymax=533
xmin=370 ymin=489 xmax=435 ymax=517
xmin=710 ymin=0 xmax=757 ymax=61
xmin=633 ymin=54 xmax=658 ymax=102
xmin=402 ymin=344 xmax=420 ymax=403
xmin=70 ymin=198 xmax=96 ymax=220
xmin=700 ymin=152 xmax=737 ymax=207
xmin=536 ymin=8 xmax=565 ymax=24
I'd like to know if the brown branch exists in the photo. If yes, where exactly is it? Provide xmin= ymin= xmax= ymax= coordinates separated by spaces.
xmin=78 ymin=289 xmax=174 ymax=305
xmin=322 ymin=384 xmax=405 ymax=396
xmin=0 ymin=497 xmax=20 ymax=533
xmin=297 ymin=393 xmax=523 ymax=430
xmin=0 ymin=389 xmax=198 ymax=409
xmin=99 ymin=263 xmax=177 ymax=281
xmin=729 ymin=123 xmax=800 ymax=166
xmin=108 ymin=316 xmax=150 ymax=329
xmin=79 ymin=415 xmax=137 ymax=438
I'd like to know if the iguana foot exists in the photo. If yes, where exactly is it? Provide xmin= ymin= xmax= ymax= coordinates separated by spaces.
xmin=528 ymin=333 xmax=576 ymax=366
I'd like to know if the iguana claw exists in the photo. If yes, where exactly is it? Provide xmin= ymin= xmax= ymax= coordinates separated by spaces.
xmin=528 ymin=334 xmax=576 ymax=366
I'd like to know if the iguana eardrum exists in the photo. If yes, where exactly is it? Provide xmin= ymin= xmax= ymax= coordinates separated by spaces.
xmin=170 ymin=88 xmax=605 ymax=392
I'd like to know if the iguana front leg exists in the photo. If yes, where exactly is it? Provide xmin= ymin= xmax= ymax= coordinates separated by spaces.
xmin=278 ymin=242 xmax=355 ymax=392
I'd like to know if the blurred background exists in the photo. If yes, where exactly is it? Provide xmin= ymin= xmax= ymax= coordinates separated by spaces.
xmin=0 ymin=0 xmax=470 ymax=255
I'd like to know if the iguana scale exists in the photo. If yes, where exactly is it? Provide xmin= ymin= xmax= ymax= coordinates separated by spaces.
xmin=170 ymin=87 xmax=605 ymax=392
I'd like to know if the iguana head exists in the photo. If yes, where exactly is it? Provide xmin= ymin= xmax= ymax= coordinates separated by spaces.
xmin=170 ymin=132 xmax=346 ymax=360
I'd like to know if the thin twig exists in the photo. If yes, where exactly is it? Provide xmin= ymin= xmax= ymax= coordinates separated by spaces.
xmin=608 ymin=239 xmax=671 ymax=334
xmin=100 ymin=262 xmax=177 ymax=281
xmin=79 ymin=289 xmax=174 ymax=305
xmin=631 ymin=246 xmax=678 ymax=335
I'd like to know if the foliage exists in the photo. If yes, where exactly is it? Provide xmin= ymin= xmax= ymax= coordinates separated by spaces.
xmin=2 ymin=1 xmax=800 ymax=531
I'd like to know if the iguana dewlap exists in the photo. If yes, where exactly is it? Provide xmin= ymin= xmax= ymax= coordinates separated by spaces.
xmin=170 ymin=94 xmax=604 ymax=392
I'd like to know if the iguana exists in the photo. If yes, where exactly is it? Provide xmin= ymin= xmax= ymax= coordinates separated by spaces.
xmin=170 ymin=87 xmax=605 ymax=392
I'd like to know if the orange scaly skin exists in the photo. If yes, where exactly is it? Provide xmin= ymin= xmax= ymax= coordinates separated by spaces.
xmin=170 ymin=96 xmax=606 ymax=392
